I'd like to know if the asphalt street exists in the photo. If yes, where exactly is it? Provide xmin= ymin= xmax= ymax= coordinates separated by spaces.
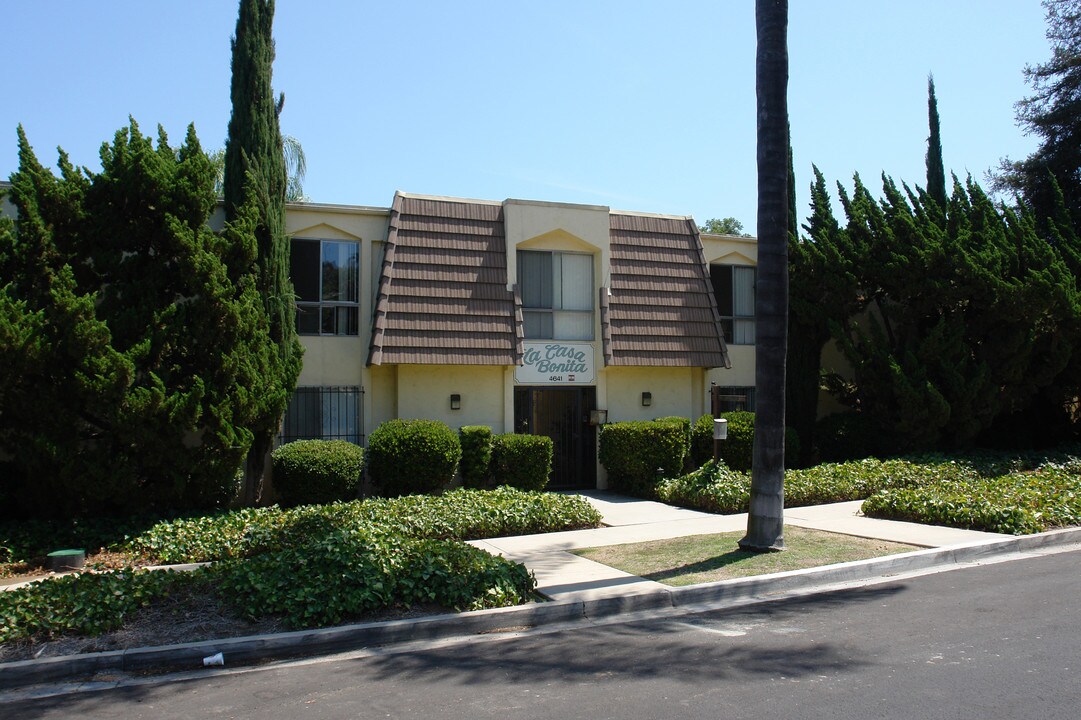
xmin=5 ymin=546 xmax=1080 ymax=720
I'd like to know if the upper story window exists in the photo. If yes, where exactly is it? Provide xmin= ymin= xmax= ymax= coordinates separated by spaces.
xmin=290 ymin=239 xmax=359 ymax=336
xmin=711 ymin=264 xmax=755 ymax=345
xmin=517 ymin=250 xmax=594 ymax=340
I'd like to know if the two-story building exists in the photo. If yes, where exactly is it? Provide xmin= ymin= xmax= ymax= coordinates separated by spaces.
xmin=282 ymin=191 xmax=757 ymax=489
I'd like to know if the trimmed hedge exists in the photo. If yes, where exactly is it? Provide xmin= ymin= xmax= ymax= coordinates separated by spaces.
xmin=366 ymin=419 xmax=462 ymax=496
xmin=689 ymin=412 xmax=801 ymax=471
xmin=271 ymin=440 xmax=363 ymax=507
xmin=491 ymin=433 xmax=553 ymax=491
xmin=599 ymin=420 xmax=689 ymax=497
xmin=459 ymin=426 xmax=495 ymax=488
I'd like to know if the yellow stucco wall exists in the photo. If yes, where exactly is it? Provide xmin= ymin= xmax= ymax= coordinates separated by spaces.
xmin=297 ymin=337 xmax=366 ymax=386
xmin=706 ymin=345 xmax=756 ymax=388
xmin=394 ymin=365 xmax=508 ymax=431
xmin=602 ymin=366 xmax=701 ymax=423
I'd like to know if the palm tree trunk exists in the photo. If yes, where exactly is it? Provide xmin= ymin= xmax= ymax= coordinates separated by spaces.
xmin=740 ymin=0 xmax=789 ymax=552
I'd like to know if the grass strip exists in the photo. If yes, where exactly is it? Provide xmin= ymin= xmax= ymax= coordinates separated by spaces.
xmin=573 ymin=526 xmax=918 ymax=586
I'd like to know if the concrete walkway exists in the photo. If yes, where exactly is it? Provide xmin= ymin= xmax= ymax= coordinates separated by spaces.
xmin=469 ymin=492 xmax=1013 ymax=602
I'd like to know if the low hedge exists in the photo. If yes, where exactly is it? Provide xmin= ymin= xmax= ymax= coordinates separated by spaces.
xmin=655 ymin=457 xmax=985 ymax=515
xmin=0 ymin=531 xmax=535 ymax=641
xmin=861 ymin=460 xmax=1081 ymax=535
xmin=599 ymin=420 xmax=689 ymax=497
xmin=459 ymin=426 xmax=494 ymax=488
xmin=491 ymin=434 xmax=553 ymax=491
xmin=271 ymin=440 xmax=364 ymax=507
xmin=0 ymin=568 xmax=191 ymax=642
xmin=366 ymin=419 xmax=462 ymax=496
xmin=127 ymin=487 xmax=603 ymax=565
xmin=210 ymin=529 xmax=533 ymax=628
xmin=694 ymin=412 xmax=801 ymax=472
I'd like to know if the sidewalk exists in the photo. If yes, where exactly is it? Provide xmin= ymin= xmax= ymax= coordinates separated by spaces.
xmin=468 ymin=492 xmax=1014 ymax=601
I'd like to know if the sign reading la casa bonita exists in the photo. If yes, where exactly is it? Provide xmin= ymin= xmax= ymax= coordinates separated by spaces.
xmin=514 ymin=342 xmax=595 ymax=385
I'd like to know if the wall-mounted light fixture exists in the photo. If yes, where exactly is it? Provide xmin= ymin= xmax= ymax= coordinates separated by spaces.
xmin=641 ymin=391 xmax=652 ymax=407
xmin=450 ymin=393 xmax=461 ymax=410
xmin=589 ymin=409 xmax=608 ymax=426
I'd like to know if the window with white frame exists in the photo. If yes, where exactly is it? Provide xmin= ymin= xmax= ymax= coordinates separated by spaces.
xmin=290 ymin=239 xmax=359 ymax=336
xmin=711 ymin=264 xmax=756 ymax=345
xmin=517 ymin=250 xmax=594 ymax=340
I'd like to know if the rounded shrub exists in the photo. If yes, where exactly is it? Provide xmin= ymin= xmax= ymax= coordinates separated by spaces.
xmin=459 ymin=425 xmax=494 ymax=489
xmin=599 ymin=420 xmax=689 ymax=497
xmin=699 ymin=411 xmax=801 ymax=472
xmin=271 ymin=440 xmax=364 ymax=507
xmin=367 ymin=419 xmax=462 ymax=496
xmin=690 ymin=414 xmax=715 ymax=467
xmin=491 ymin=433 xmax=553 ymax=491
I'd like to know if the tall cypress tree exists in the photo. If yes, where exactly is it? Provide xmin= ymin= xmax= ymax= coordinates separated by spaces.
xmin=925 ymin=74 xmax=948 ymax=208
xmin=223 ymin=0 xmax=302 ymax=504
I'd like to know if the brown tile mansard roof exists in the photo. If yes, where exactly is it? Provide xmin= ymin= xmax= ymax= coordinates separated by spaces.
xmin=368 ymin=193 xmax=729 ymax=369
xmin=367 ymin=192 xmax=522 ymax=365
xmin=604 ymin=213 xmax=731 ymax=368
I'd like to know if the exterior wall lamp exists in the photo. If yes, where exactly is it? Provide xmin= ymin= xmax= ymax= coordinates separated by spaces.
xmin=641 ymin=392 xmax=652 ymax=407
xmin=589 ymin=409 xmax=608 ymax=426
xmin=450 ymin=393 xmax=461 ymax=411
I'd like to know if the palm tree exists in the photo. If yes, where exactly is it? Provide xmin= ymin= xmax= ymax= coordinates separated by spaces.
xmin=209 ymin=134 xmax=308 ymax=202
xmin=739 ymin=0 xmax=789 ymax=552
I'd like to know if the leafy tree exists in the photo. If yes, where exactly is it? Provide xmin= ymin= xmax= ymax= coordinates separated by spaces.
xmin=995 ymin=0 xmax=1081 ymax=231
xmin=740 ymin=0 xmax=788 ymax=552
xmin=223 ymin=0 xmax=302 ymax=505
xmin=0 ymin=121 xmax=275 ymax=517
xmin=926 ymin=74 xmax=948 ymax=208
xmin=785 ymin=167 xmax=865 ymax=461
xmin=827 ymin=173 xmax=1081 ymax=452
xmin=699 ymin=217 xmax=749 ymax=236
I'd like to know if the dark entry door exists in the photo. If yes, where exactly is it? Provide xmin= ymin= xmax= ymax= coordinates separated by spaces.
xmin=514 ymin=387 xmax=597 ymax=489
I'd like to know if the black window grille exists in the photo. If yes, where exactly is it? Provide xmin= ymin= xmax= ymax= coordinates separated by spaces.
xmin=280 ymin=386 xmax=364 ymax=445
xmin=716 ymin=386 xmax=755 ymax=413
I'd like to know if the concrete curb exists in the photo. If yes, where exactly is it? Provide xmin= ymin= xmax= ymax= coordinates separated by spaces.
xmin=3 ymin=525 xmax=1080 ymax=692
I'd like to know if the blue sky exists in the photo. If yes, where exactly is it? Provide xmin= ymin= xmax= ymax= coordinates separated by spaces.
xmin=3 ymin=1 xmax=1050 ymax=234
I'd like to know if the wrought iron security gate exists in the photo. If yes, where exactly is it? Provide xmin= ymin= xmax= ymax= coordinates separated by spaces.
xmin=513 ymin=386 xmax=597 ymax=489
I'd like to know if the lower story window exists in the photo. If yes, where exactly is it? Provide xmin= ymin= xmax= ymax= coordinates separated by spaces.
xmin=280 ymin=386 xmax=364 ymax=445
xmin=715 ymin=386 xmax=755 ymax=413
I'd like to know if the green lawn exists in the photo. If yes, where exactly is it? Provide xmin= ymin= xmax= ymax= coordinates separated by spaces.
xmin=574 ymin=526 xmax=919 ymax=586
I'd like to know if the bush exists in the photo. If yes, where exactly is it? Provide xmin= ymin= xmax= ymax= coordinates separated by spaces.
xmin=815 ymin=411 xmax=894 ymax=462
xmin=210 ymin=530 xmax=536 ymax=628
xmin=599 ymin=420 xmax=689 ymax=497
xmin=655 ymin=457 xmax=982 ymax=516
xmin=127 ymin=487 xmax=603 ymax=565
xmin=861 ymin=459 xmax=1081 ymax=535
xmin=0 ymin=568 xmax=190 ymax=642
xmin=490 ymin=434 xmax=553 ymax=491
xmin=690 ymin=414 xmax=716 ymax=467
xmin=459 ymin=426 xmax=494 ymax=488
xmin=656 ymin=461 xmax=750 ymax=513
xmin=367 ymin=419 xmax=462 ymax=496
xmin=271 ymin=440 xmax=364 ymax=507
xmin=704 ymin=411 xmax=801 ymax=472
